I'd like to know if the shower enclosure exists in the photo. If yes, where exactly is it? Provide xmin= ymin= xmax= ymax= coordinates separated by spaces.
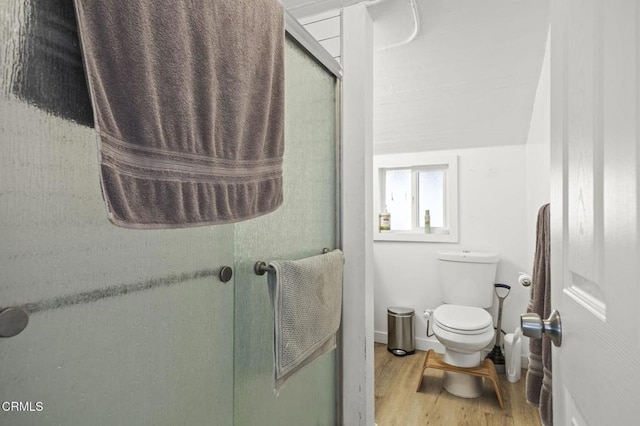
xmin=0 ymin=1 xmax=341 ymax=424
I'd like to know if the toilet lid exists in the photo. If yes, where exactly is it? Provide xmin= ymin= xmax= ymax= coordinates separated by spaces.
xmin=433 ymin=305 xmax=493 ymax=334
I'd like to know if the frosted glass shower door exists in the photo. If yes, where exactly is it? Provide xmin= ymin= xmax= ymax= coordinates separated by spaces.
xmin=233 ymin=38 xmax=339 ymax=426
xmin=1 ymin=3 xmax=339 ymax=425
xmin=0 ymin=1 xmax=234 ymax=425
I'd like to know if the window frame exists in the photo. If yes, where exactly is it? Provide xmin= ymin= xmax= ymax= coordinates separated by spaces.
xmin=373 ymin=153 xmax=459 ymax=243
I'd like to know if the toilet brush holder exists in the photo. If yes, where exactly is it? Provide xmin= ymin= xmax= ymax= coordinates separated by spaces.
xmin=485 ymin=283 xmax=511 ymax=373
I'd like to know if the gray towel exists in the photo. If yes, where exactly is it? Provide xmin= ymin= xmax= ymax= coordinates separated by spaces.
xmin=268 ymin=250 xmax=343 ymax=393
xmin=526 ymin=203 xmax=552 ymax=426
xmin=73 ymin=0 xmax=285 ymax=228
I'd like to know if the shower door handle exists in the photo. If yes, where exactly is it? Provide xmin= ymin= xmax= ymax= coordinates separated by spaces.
xmin=219 ymin=266 xmax=233 ymax=283
xmin=520 ymin=309 xmax=562 ymax=347
xmin=0 ymin=307 xmax=29 ymax=338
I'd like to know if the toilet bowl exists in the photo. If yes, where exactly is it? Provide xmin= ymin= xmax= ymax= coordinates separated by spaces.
xmin=432 ymin=304 xmax=495 ymax=398
xmin=432 ymin=304 xmax=494 ymax=368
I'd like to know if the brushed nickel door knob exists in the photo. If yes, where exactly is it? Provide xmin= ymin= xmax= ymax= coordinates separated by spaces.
xmin=521 ymin=309 xmax=562 ymax=347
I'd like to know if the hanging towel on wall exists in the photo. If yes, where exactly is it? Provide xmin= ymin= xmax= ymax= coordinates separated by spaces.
xmin=526 ymin=203 xmax=552 ymax=426
xmin=73 ymin=0 xmax=285 ymax=228
xmin=268 ymin=250 xmax=343 ymax=394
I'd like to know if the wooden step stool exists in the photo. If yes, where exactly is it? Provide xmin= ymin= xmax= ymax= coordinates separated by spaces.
xmin=415 ymin=349 xmax=504 ymax=409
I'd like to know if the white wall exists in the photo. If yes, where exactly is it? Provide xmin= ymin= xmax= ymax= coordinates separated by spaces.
xmin=341 ymin=5 xmax=375 ymax=426
xmin=525 ymin=33 xmax=551 ymax=268
xmin=373 ymin=145 xmax=531 ymax=352
xmin=519 ymin=32 xmax=551 ymax=360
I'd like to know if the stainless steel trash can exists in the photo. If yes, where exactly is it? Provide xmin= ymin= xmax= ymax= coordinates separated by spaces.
xmin=387 ymin=307 xmax=415 ymax=356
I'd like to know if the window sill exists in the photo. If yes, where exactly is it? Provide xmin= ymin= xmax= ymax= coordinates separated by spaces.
xmin=373 ymin=230 xmax=458 ymax=243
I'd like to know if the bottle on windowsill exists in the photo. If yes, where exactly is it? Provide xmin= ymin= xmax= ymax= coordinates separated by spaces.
xmin=424 ymin=209 xmax=431 ymax=234
xmin=379 ymin=206 xmax=390 ymax=232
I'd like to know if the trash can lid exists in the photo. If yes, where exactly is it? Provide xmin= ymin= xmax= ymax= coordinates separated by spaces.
xmin=387 ymin=307 xmax=414 ymax=316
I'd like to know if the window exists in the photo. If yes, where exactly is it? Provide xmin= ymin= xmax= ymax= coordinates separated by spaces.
xmin=374 ymin=154 xmax=458 ymax=243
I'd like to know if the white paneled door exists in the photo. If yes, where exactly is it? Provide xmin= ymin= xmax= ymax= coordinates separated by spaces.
xmin=551 ymin=0 xmax=640 ymax=424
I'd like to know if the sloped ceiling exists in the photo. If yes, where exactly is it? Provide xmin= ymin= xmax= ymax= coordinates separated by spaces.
xmin=373 ymin=0 xmax=550 ymax=153
xmin=282 ymin=0 xmax=551 ymax=153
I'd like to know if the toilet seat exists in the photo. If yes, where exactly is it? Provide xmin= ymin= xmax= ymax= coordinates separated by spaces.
xmin=433 ymin=305 xmax=493 ymax=335
xmin=432 ymin=304 xmax=495 ymax=369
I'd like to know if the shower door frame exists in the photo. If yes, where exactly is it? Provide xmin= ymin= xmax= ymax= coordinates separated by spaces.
xmin=283 ymin=11 xmax=345 ymax=424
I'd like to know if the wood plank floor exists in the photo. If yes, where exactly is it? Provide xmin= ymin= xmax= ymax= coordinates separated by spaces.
xmin=375 ymin=343 xmax=541 ymax=426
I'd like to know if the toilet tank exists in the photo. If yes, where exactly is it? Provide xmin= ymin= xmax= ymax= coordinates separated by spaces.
xmin=437 ymin=250 xmax=499 ymax=308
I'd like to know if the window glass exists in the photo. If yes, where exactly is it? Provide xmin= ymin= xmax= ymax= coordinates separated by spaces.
xmin=384 ymin=169 xmax=412 ymax=230
xmin=418 ymin=169 xmax=445 ymax=228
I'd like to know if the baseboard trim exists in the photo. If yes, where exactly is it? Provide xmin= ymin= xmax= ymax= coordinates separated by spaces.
xmin=374 ymin=331 xmax=529 ymax=369
xmin=374 ymin=330 xmax=444 ymax=353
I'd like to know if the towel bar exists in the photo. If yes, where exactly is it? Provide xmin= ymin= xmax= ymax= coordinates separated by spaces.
xmin=254 ymin=248 xmax=331 ymax=276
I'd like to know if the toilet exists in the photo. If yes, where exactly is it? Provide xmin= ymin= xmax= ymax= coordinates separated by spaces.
xmin=431 ymin=250 xmax=499 ymax=399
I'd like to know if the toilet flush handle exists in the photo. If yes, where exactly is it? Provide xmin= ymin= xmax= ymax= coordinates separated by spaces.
xmin=520 ymin=309 xmax=562 ymax=347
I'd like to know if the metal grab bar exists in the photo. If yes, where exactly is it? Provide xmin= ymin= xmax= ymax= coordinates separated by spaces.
xmin=254 ymin=248 xmax=331 ymax=276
